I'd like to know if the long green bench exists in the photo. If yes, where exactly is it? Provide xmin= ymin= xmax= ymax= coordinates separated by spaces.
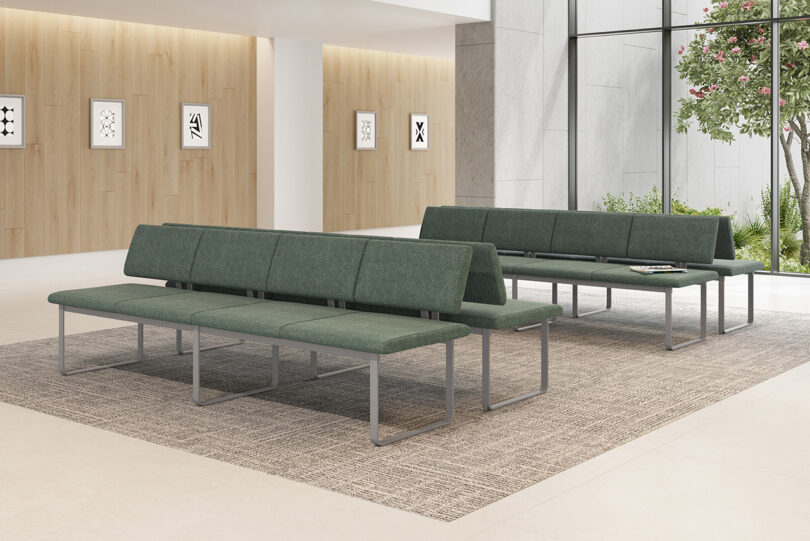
xmin=422 ymin=205 xmax=763 ymax=336
xmin=50 ymin=225 xmax=476 ymax=445
xmin=420 ymin=206 xmax=743 ymax=350
xmin=162 ymin=223 xmax=563 ymax=411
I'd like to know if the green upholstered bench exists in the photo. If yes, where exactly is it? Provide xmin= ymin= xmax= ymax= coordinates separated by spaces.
xmin=163 ymin=223 xmax=563 ymax=411
xmin=49 ymin=225 xmax=474 ymax=446
xmin=421 ymin=206 xmax=730 ymax=350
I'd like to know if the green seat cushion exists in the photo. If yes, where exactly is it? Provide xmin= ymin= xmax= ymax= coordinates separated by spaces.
xmin=482 ymin=209 xmax=558 ymax=253
xmin=689 ymin=259 xmax=764 ymax=276
xmin=591 ymin=267 xmax=719 ymax=287
xmin=514 ymin=260 xmax=625 ymax=281
xmin=420 ymin=206 xmax=489 ymax=242
xmin=499 ymin=255 xmax=547 ymax=274
xmin=48 ymin=283 xmax=187 ymax=312
xmin=114 ymin=291 xmax=263 ymax=324
xmin=444 ymin=299 xmax=563 ymax=329
xmin=550 ymin=212 xmax=633 ymax=258
xmin=190 ymin=229 xmax=280 ymax=291
xmin=124 ymin=225 xmax=204 ymax=283
xmin=280 ymin=312 xmax=469 ymax=354
xmin=626 ymin=214 xmax=718 ymax=264
xmin=191 ymin=300 xmax=348 ymax=336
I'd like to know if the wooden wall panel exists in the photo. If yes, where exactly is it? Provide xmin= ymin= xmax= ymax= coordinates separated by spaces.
xmin=323 ymin=46 xmax=455 ymax=232
xmin=0 ymin=7 xmax=256 ymax=258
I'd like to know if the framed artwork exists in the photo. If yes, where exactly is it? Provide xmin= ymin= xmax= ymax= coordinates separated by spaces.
xmin=181 ymin=103 xmax=211 ymax=149
xmin=0 ymin=94 xmax=25 ymax=149
xmin=355 ymin=111 xmax=377 ymax=150
xmin=410 ymin=113 xmax=429 ymax=151
xmin=90 ymin=99 xmax=125 ymax=149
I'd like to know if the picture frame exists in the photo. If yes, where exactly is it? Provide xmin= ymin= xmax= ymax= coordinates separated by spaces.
xmin=355 ymin=110 xmax=377 ymax=150
xmin=181 ymin=102 xmax=211 ymax=150
xmin=90 ymin=99 xmax=125 ymax=149
xmin=410 ymin=113 xmax=429 ymax=151
xmin=0 ymin=94 xmax=25 ymax=149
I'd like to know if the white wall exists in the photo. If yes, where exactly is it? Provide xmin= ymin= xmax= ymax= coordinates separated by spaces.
xmin=256 ymin=37 xmax=274 ymax=229
xmin=272 ymin=38 xmax=324 ymax=232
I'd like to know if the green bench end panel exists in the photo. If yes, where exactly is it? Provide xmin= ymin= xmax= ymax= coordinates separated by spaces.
xmin=190 ymin=229 xmax=281 ymax=292
xmin=124 ymin=225 xmax=204 ymax=283
xmin=626 ymin=215 xmax=718 ymax=264
xmin=420 ymin=206 xmax=489 ymax=242
xmin=266 ymin=234 xmax=368 ymax=302
xmin=464 ymin=242 xmax=507 ymax=305
xmin=482 ymin=208 xmax=558 ymax=253
xmin=550 ymin=212 xmax=633 ymax=258
xmin=716 ymin=216 xmax=736 ymax=260
xmin=354 ymin=240 xmax=472 ymax=314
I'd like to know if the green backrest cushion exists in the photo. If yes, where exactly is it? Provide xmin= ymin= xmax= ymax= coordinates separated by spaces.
xmin=482 ymin=208 xmax=558 ymax=253
xmin=419 ymin=206 xmax=489 ymax=242
xmin=550 ymin=212 xmax=634 ymax=258
xmin=716 ymin=216 xmax=736 ymax=260
xmin=190 ymin=229 xmax=281 ymax=291
xmin=626 ymin=215 xmax=719 ymax=264
xmin=266 ymin=234 xmax=368 ymax=301
xmin=124 ymin=225 xmax=204 ymax=283
xmin=354 ymin=240 xmax=472 ymax=314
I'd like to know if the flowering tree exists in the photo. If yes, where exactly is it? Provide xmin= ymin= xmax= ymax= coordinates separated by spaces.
xmin=675 ymin=0 xmax=810 ymax=265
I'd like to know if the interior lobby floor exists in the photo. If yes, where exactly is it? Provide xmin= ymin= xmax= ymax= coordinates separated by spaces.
xmin=1 ymin=226 xmax=809 ymax=540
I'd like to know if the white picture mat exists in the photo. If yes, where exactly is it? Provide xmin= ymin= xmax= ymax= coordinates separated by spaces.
xmin=181 ymin=103 xmax=211 ymax=149
xmin=90 ymin=99 xmax=125 ymax=149
xmin=0 ymin=94 xmax=25 ymax=148
xmin=410 ymin=113 xmax=429 ymax=150
xmin=355 ymin=111 xmax=377 ymax=150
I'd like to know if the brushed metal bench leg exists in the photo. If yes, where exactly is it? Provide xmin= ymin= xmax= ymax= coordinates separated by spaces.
xmin=58 ymin=305 xmax=143 ymax=376
xmin=310 ymin=349 xmax=370 ymax=379
xmin=483 ymin=322 xmax=549 ymax=411
xmin=176 ymin=328 xmax=243 ymax=356
xmin=370 ymin=341 xmax=454 ymax=446
xmin=719 ymin=273 xmax=755 ymax=334
xmin=665 ymin=284 xmax=707 ymax=351
xmin=572 ymin=285 xmax=612 ymax=318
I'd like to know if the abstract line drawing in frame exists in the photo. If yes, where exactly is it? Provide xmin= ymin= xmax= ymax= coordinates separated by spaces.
xmin=355 ymin=110 xmax=377 ymax=150
xmin=90 ymin=99 xmax=125 ymax=149
xmin=181 ymin=103 xmax=211 ymax=150
xmin=410 ymin=113 xmax=429 ymax=151
xmin=0 ymin=94 xmax=25 ymax=149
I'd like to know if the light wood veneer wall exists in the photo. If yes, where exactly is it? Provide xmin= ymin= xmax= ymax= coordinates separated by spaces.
xmin=323 ymin=46 xmax=455 ymax=232
xmin=0 ymin=8 xmax=256 ymax=259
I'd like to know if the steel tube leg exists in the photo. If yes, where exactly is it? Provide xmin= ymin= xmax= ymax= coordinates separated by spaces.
xmin=700 ymin=283 xmax=707 ymax=340
xmin=58 ymin=305 xmax=65 ymax=374
xmin=718 ymin=276 xmax=726 ymax=334
xmin=665 ymin=289 xmax=673 ymax=351
xmin=272 ymin=345 xmax=279 ymax=388
xmin=137 ymin=324 xmax=144 ymax=362
xmin=512 ymin=276 xmax=518 ymax=300
xmin=58 ymin=305 xmax=142 ymax=376
xmin=665 ymin=286 xmax=708 ymax=351
xmin=606 ymin=288 xmax=612 ymax=309
xmin=748 ymin=272 xmax=754 ymax=324
xmin=310 ymin=351 xmax=318 ymax=379
xmin=176 ymin=329 xmax=183 ymax=354
xmin=192 ymin=328 xmax=201 ymax=404
xmin=481 ymin=331 xmax=491 ymax=411
xmin=572 ymin=284 xmax=579 ymax=317
xmin=551 ymin=283 xmax=558 ymax=322
xmin=483 ymin=322 xmax=550 ymax=411
xmin=719 ymin=273 xmax=755 ymax=335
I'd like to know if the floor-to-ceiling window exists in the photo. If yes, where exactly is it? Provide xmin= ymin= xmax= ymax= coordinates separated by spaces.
xmin=569 ymin=0 xmax=810 ymax=275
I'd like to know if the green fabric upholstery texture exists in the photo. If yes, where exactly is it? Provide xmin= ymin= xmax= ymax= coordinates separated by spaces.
xmin=590 ymin=267 xmax=718 ymax=287
xmin=443 ymin=299 xmax=563 ymax=330
xmin=280 ymin=311 xmax=470 ymax=354
xmin=513 ymin=260 xmax=623 ymax=281
xmin=114 ymin=292 xmax=262 ymax=324
xmin=354 ymin=240 xmax=472 ymax=314
xmin=419 ymin=206 xmax=488 ymax=242
xmin=191 ymin=301 xmax=348 ymax=336
xmin=48 ymin=284 xmax=187 ymax=312
xmin=124 ymin=225 xmax=204 ymax=283
xmin=499 ymin=255 xmax=548 ymax=274
xmin=626 ymin=215 xmax=718 ymax=264
xmin=266 ymin=234 xmax=368 ymax=302
xmin=550 ymin=212 xmax=633 ymax=258
xmin=190 ymin=229 xmax=281 ymax=292
xmin=715 ymin=216 xmax=736 ymax=260
xmin=689 ymin=258 xmax=764 ymax=276
xmin=482 ymin=208 xmax=557 ymax=253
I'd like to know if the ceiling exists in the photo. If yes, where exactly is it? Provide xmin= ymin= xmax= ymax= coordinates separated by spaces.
xmin=0 ymin=0 xmax=490 ymax=57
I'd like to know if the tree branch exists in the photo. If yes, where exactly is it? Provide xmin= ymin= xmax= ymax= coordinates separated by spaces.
xmin=779 ymin=131 xmax=804 ymax=203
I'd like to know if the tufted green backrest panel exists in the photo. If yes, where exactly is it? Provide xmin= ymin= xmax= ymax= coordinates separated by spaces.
xmin=716 ymin=216 xmax=736 ymax=260
xmin=355 ymin=240 xmax=472 ymax=314
xmin=419 ymin=206 xmax=489 ymax=242
xmin=190 ymin=229 xmax=280 ymax=291
xmin=550 ymin=212 xmax=633 ymax=258
xmin=626 ymin=215 xmax=719 ymax=264
xmin=266 ymin=234 xmax=368 ymax=302
xmin=124 ymin=225 xmax=204 ymax=283
xmin=482 ymin=208 xmax=558 ymax=253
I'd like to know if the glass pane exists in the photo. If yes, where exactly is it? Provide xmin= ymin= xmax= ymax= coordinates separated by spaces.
xmin=778 ymin=19 xmax=810 ymax=273
xmin=672 ymin=0 xmax=772 ymax=26
xmin=671 ymin=27 xmax=771 ymax=269
xmin=577 ymin=0 xmax=661 ymax=35
xmin=782 ymin=0 xmax=810 ymax=18
xmin=577 ymin=33 xmax=663 ymax=213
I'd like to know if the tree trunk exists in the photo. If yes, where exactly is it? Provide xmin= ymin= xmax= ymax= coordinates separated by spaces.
xmin=800 ymin=145 xmax=810 ymax=266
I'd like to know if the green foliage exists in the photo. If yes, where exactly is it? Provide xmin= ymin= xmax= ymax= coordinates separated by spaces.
xmin=734 ymin=216 xmax=768 ymax=248
xmin=761 ymin=182 xmax=803 ymax=233
xmin=595 ymin=186 xmax=725 ymax=216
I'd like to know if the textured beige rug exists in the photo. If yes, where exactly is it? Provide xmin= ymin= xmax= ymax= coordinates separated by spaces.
xmin=1 ymin=288 xmax=807 ymax=521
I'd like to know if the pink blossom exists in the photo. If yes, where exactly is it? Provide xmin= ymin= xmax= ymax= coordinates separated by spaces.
xmin=742 ymin=1 xmax=754 ymax=10
xmin=751 ymin=55 xmax=757 ymax=62
xmin=748 ymin=38 xmax=756 ymax=44
xmin=710 ymin=84 xmax=719 ymax=90
xmin=785 ymin=126 xmax=793 ymax=132
xmin=798 ymin=41 xmax=809 ymax=50
xmin=780 ymin=98 xmax=787 ymax=106
xmin=728 ymin=36 xmax=738 ymax=43
xmin=689 ymin=88 xmax=697 ymax=95
xmin=703 ymin=45 xmax=710 ymax=53
xmin=758 ymin=27 xmax=765 ymax=35
xmin=695 ymin=91 xmax=706 ymax=99
xmin=731 ymin=46 xmax=741 ymax=53
xmin=699 ymin=33 xmax=705 ymax=38
xmin=739 ymin=75 xmax=749 ymax=82
xmin=757 ymin=36 xmax=765 ymax=43
xmin=759 ymin=86 xmax=771 ymax=95
xmin=719 ymin=1 xmax=728 ymax=7
xmin=708 ymin=28 xmax=715 ymax=34
xmin=786 ymin=62 xmax=796 ymax=68
xmin=715 ymin=51 xmax=725 ymax=62
xmin=703 ymin=7 xmax=709 ymax=12
xmin=677 ymin=44 xmax=685 ymax=55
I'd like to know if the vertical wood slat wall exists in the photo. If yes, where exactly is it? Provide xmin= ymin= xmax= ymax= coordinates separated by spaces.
xmin=323 ymin=46 xmax=455 ymax=232
xmin=0 ymin=8 xmax=257 ymax=259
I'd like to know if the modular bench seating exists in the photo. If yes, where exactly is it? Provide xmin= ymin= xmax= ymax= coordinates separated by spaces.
xmin=49 ymin=225 xmax=562 ymax=445
xmin=162 ymin=222 xmax=563 ymax=411
xmin=420 ymin=206 xmax=763 ymax=350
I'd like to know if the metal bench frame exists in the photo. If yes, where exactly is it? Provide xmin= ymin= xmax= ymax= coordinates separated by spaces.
xmin=718 ymin=272 xmax=755 ymax=334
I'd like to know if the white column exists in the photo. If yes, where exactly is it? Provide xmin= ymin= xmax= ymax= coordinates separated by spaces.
xmin=256 ymin=37 xmax=274 ymax=229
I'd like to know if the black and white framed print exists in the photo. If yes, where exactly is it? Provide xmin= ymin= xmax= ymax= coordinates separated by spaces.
xmin=0 ymin=94 xmax=25 ymax=149
xmin=181 ymin=103 xmax=210 ymax=149
xmin=410 ymin=113 xmax=429 ymax=151
xmin=90 ymin=99 xmax=125 ymax=149
xmin=355 ymin=111 xmax=376 ymax=150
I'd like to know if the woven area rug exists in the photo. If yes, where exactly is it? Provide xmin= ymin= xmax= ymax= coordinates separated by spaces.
xmin=1 ymin=288 xmax=808 ymax=521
